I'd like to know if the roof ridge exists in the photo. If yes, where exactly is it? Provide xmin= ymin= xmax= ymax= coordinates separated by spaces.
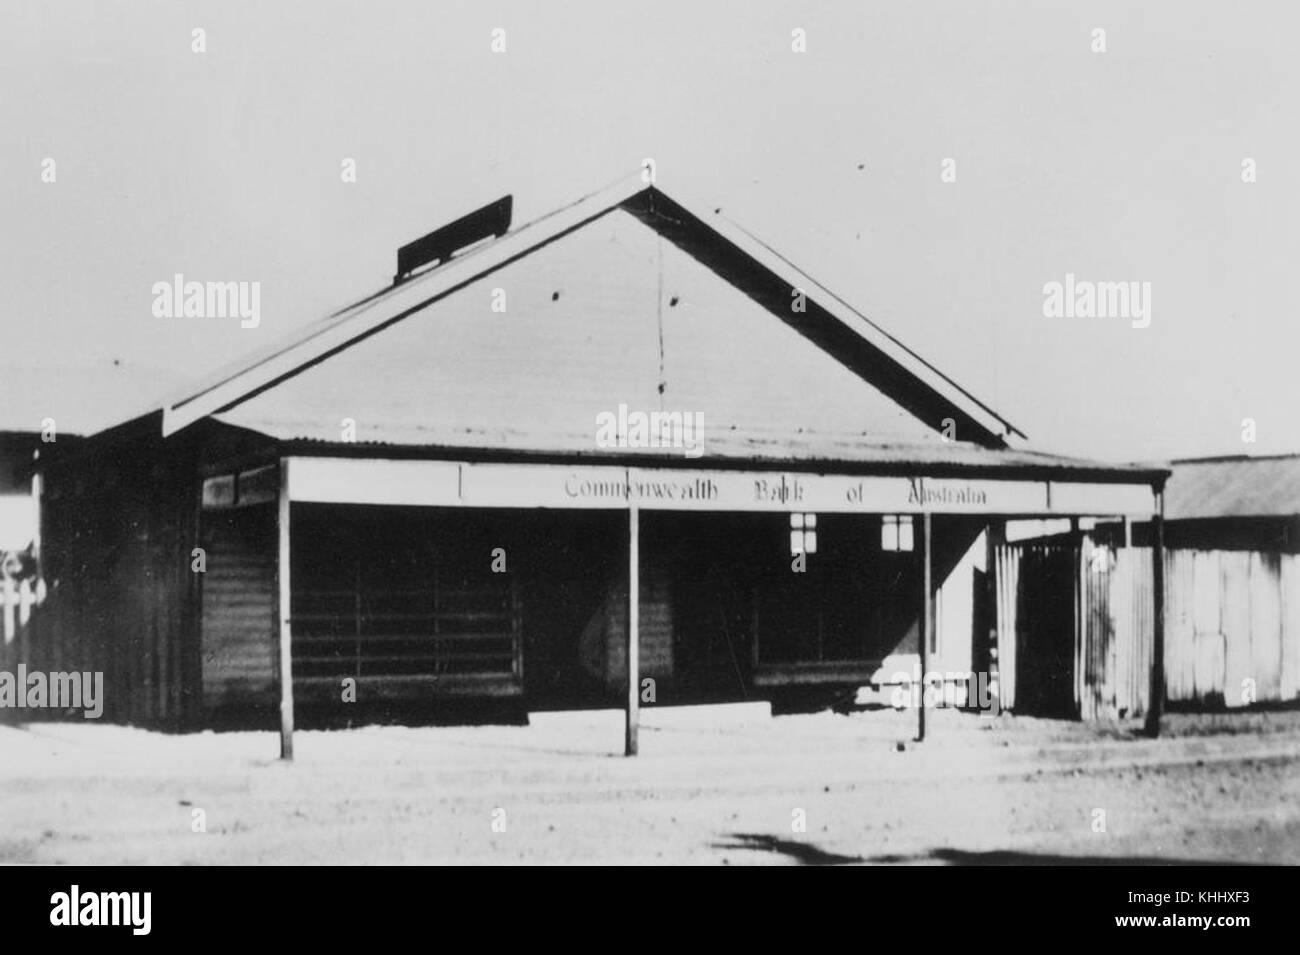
xmin=77 ymin=172 xmax=1032 ymax=448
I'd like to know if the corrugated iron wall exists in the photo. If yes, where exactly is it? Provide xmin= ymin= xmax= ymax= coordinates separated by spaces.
xmin=993 ymin=545 xmax=1020 ymax=710
xmin=1076 ymin=542 xmax=1153 ymax=721
xmin=1164 ymin=549 xmax=1300 ymax=708
xmin=997 ymin=540 xmax=1300 ymax=720
xmin=996 ymin=540 xmax=1151 ymax=720
xmin=995 ymin=544 xmax=1076 ymax=716
xmin=26 ymin=427 xmax=200 ymax=728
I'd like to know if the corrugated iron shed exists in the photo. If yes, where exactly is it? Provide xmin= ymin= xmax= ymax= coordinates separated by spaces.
xmin=1164 ymin=454 xmax=1300 ymax=519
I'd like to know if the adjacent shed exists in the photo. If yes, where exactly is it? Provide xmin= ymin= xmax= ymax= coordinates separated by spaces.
xmin=1150 ymin=455 xmax=1300 ymax=708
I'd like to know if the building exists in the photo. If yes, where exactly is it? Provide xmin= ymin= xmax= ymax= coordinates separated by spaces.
xmin=1160 ymin=454 xmax=1300 ymax=552
xmin=25 ymin=176 xmax=1170 ymax=751
xmin=0 ymin=361 xmax=180 ymax=647
xmin=1146 ymin=455 xmax=1299 ymax=709
xmin=993 ymin=455 xmax=1300 ymax=720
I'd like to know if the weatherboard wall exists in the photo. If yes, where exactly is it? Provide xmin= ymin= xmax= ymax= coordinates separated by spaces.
xmin=199 ymin=503 xmax=278 ymax=715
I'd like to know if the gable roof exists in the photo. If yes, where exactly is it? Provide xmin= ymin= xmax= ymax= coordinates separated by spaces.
xmin=214 ymin=203 xmax=954 ymax=457
xmin=156 ymin=172 xmax=1026 ymax=447
xmin=1164 ymin=454 xmax=1300 ymax=520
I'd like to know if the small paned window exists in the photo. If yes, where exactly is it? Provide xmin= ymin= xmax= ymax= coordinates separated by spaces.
xmin=881 ymin=515 xmax=914 ymax=552
xmin=789 ymin=512 xmax=818 ymax=555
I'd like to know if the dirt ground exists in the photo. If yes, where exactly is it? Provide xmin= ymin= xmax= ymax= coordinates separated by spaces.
xmin=1 ymin=706 xmax=1297 ymax=865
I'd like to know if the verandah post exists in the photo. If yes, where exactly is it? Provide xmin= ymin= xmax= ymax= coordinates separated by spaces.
xmin=919 ymin=511 xmax=932 ymax=742
xmin=1144 ymin=484 xmax=1166 ymax=738
xmin=626 ymin=504 xmax=640 ymax=756
xmin=278 ymin=457 xmax=295 ymax=761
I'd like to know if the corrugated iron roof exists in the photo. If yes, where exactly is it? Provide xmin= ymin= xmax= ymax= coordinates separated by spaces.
xmin=208 ymin=205 xmax=1164 ymax=482
xmin=1164 ymin=454 xmax=1300 ymax=519
xmin=44 ymin=173 xmax=1168 ymax=486
xmin=215 ymin=208 xmax=946 ymax=456
xmin=156 ymin=173 xmax=1026 ymax=446
xmin=215 ymin=415 xmax=1162 ymax=480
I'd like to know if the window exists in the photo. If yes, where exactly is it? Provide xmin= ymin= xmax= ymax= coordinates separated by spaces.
xmin=881 ymin=515 xmax=914 ymax=552
xmin=201 ymin=474 xmax=236 ymax=509
xmin=202 ymin=466 xmax=279 ymax=509
xmin=237 ymin=465 xmax=278 ymax=506
xmin=789 ymin=512 xmax=817 ymax=555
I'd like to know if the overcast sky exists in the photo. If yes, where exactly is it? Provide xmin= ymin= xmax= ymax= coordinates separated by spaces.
xmin=2 ymin=1 xmax=1296 ymax=461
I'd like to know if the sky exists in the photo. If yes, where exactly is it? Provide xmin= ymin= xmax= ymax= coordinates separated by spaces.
xmin=1 ymin=0 xmax=1297 ymax=461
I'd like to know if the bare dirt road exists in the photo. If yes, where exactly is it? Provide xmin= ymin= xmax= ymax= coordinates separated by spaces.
xmin=1 ymin=707 xmax=1297 ymax=865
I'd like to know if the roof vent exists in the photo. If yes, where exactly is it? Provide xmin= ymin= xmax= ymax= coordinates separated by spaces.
xmin=394 ymin=195 xmax=513 ymax=282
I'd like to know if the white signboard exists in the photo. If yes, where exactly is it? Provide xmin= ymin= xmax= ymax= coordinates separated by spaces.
xmin=285 ymin=457 xmax=1156 ymax=516
xmin=463 ymin=464 xmax=629 ymax=510
xmin=1048 ymin=481 xmax=1156 ymax=517
xmin=288 ymin=457 xmax=460 ymax=506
